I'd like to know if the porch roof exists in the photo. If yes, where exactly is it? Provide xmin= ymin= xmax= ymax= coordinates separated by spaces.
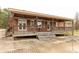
xmin=8 ymin=8 xmax=73 ymax=21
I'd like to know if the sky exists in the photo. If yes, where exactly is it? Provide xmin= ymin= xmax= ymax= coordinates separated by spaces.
xmin=0 ymin=0 xmax=79 ymax=19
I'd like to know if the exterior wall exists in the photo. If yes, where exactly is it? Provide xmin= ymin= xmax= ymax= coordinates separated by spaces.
xmin=56 ymin=22 xmax=65 ymax=27
xmin=25 ymin=20 xmax=51 ymax=32
xmin=55 ymin=21 xmax=72 ymax=31
xmin=13 ymin=18 xmax=18 ymax=31
xmin=8 ymin=13 xmax=72 ymax=34
xmin=12 ymin=16 xmax=54 ymax=32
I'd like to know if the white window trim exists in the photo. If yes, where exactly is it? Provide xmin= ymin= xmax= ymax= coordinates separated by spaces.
xmin=18 ymin=18 xmax=27 ymax=31
xmin=37 ymin=20 xmax=42 ymax=28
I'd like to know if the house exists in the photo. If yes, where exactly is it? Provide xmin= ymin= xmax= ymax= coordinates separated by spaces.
xmin=7 ymin=8 xmax=73 ymax=40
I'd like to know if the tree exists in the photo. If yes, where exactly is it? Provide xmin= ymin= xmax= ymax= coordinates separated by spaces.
xmin=0 ymin=8 xmax=9 ymax=29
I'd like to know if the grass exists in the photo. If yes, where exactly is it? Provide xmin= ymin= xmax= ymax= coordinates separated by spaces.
xmin=64 ymin=30 xmax=79 ymax=36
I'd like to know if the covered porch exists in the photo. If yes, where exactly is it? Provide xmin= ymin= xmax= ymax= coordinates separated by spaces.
xmin=12 ymin=16 xmax=73 ymax=38
xmin=8 ymin=8 xmax=73 ymax=39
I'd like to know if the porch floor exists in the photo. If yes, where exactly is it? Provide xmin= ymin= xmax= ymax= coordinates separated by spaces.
xmin=13 ymin=33 xmax=38 ymax=40
xmin=13 ymin=31 xmax=66 ymax=40
xmin=13 ymin=33 xmax=37 ymax=37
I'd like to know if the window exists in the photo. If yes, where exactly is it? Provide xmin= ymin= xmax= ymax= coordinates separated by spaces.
xmin=65 ymin=21 xmax=72 ymax=27
xmin=27 ymin=19 xmax=36 ymax=28
xmin=30 ymin=20 xmax=34 ymax=27
xmin=23 ymin=23 xmax=26 ymax=29
xmin=37 ymin=21 xmax=42 ymax=28
xmin=19 ymin=23 xmax=22 ymax=29
xmin=18 ymin=18 xmax=26 ymax=31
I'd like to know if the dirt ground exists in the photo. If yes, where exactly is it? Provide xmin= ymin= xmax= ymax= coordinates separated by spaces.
xmin=0 ymin=36 xmax=79 ymax=53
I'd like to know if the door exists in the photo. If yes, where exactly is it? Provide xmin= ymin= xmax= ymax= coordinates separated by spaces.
xmin=18 ymin=18 xmax=26 ymax=31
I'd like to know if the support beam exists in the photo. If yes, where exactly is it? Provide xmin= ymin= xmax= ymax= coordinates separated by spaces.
xmin=72 ymin=20 xmax=74 ymax=36
xmin=64 ymin=21 xmax=65 ymax=31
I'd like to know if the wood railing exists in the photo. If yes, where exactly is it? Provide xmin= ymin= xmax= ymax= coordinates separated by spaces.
xmin=13 ymin=26 xmax=72 ymax=35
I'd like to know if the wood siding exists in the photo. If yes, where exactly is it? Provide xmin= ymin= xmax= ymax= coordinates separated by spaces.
xmin=8 ymin=11 xmax=72 ymax=34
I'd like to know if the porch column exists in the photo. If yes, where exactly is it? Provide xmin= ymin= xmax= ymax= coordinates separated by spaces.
xmin=64 ymin=21 xmax=65 ymax=32
xmin=52 ymin=20 xmax=55 ymax=31
xmin=57 ymin=21 xmax=59 ymax=30
xmin=54 ymin=20 xmax=57 ymax=31
xmin=51 ymin=20 xmax=53 ymax=31
xmin=36 ymin=16 xmax=39 ymax=32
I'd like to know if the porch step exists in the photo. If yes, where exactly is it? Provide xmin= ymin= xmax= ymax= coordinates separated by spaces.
xmin=37 ymin=32 xmax=56 ymax=40
xmin=38 ymin=35 xmax=55 ymax=40
xmin=37 ymin=32 xmax=54 ymax=36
